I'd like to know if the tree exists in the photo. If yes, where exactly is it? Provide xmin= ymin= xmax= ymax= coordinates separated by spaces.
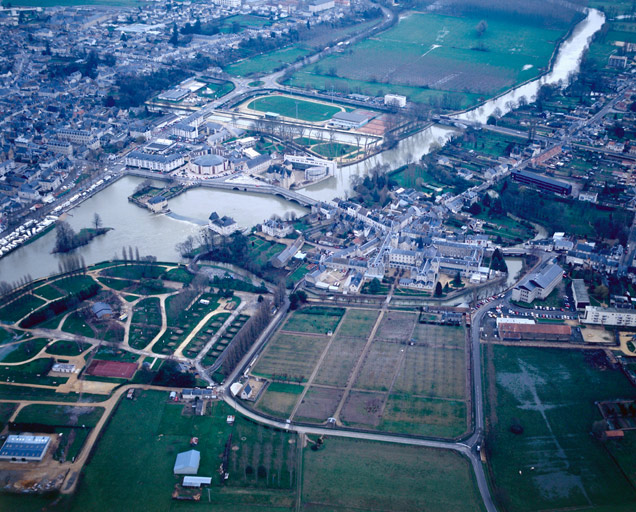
xmin=54 ymin=221 xmax=77 ymax=253
xmin=453 ymin=272 xmax=462 ymax=287
xmin=169 ymin=23 xmax=179 ymax=46
xmin=368 ymin=278 xmax=382 ymax=294
xmin=491 ymin=248 xmax=508 ymax=273
xmin=93 ymin=213 xmax=102 ymax=230
xmin=468 ymin=203 xmax=482 ymax=215
xmin=476 ymin=20 xmax=488 ymax=37
xmin=434 ymin=282 xmax=443 ymax=297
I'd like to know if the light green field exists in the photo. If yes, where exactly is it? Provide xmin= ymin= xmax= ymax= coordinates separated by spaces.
xmin=280 ymin=306 xmax=344 ymax=334
xmin=290 ymin=11 xmax=569 ymax=106
xmin=302 ymin=438 xmax=486 ymax=512
xmin=247 ymin=95 xmax=342 ymax=122
xmin=226 ymin=46 xmax=313 ymax=77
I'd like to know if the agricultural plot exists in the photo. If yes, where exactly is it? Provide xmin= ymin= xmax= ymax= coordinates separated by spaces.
xmin=295 ymin=386 xmax=343 ymax=423
xmin=486 ymin=346 xmax=636 ymax=512
xmin=302 ymin=438 xmax=485 ymax=512
xmin=198 ymin=313 xmax=249 ymax=366
xmin=280 ymin=306 xmax=344 ymax=335
xmin=375 ymin=311 xmax=417 ymax=342
xmin=340 ymin=390 xmax=385 ymax=428
xmin=291 ymin=11 xmax=568 ymax=105
xmin=247 ymin=95 xmax=343 ymax=122
xmin=255 ymin=381 xmax=303 ymax=418
xmin=353 ymin=339 xmax=405 ymax=392
xmin=252 ymin=333 xmax=331 ymax=382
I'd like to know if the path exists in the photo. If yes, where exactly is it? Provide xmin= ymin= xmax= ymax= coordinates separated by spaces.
xmin=173 ymin=298 xmax=232 ymax=358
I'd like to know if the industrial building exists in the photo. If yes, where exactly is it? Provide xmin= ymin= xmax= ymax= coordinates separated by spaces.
xmin=581 ymin=306 xmax=636 ymax=327
xmin=511 ymin=263 xmax=563 ymax=304
xmin=0 ymin=435 xmax=51 ymax=462
xmin=173 ymin=450 xmax=200 ymax=475
xmin=511 ymin=169 xmax=572 ymax=195
xmin=498 ymin=322 xmax=571 ymax=342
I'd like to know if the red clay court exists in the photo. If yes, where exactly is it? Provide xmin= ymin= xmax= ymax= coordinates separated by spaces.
xmin=86 ymin=360 xmax=138 ymax=379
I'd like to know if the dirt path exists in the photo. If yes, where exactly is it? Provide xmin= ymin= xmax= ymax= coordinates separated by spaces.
xmin=195 ymin=302 xmax=247 ymax=367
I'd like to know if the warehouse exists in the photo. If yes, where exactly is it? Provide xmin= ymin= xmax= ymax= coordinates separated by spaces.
xmin=498 ymin=322 xmax=571 ymax=342
xmin=0 ymin=435 xmax=51 ymax=462
xmin=174 ymin=450 xmax=200 ymax=475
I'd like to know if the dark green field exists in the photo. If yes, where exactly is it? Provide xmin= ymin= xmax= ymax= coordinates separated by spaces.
xmin=485 ymin=345 xmax=636 ymax=512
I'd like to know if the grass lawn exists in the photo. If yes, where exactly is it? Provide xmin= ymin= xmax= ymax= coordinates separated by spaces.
xmin=15 ymin=404 xmax=104 ymax=427
xmin=485 ymin=345 xmax=636 ymax=512
xmin=312 ymin=142 xmax=357 ymax=159
xmin=247 ymin=95 xmax=342 ymax=122
xmin=66 ymin=391 xmax=298 ymax=512
xmin=302 ymin=437 xmax=485 ymax=511
xmin=226 ymin=46 xmax=312 ymax=77
xmin=161 ymin=266 xmax=194 ymax=284
xmin=46 ymin=340 xmax=91 ymax=356
xmin=0 ymin=294 xmax=46 ymax=323
xmin=0 ymin=384 xmax=108 ymax=402
xmin=0 ymin=338 xmax=49 ymax=363
xmin=100 ymin=263 xmax=166 ymax=280
xmin=196 ymin=81 xmax=235 ymax=99
xmin=0 ymin=357 xmax=66 ymax=386
xmin=0 ymin=403 xmax=16 ymax=430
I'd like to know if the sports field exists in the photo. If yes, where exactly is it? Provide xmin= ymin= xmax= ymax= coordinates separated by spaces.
xmin=485 ymin=345 xmax=636 ymax=512
xmin=290 ymin=11 xmax=569 ymax=106
xmin=302 ymin=438 xmax=485 ymax=512
xmin=253 ymin=308 xmax=469 ymax=438
xmin=247 ymin=95 xmax=343 ymax=122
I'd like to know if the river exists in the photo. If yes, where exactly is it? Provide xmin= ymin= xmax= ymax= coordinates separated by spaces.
xmin=4 ymin=8 xmax=604 ymax=285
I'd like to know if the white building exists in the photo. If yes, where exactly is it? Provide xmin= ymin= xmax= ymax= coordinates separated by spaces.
xmin=262 ymin=219 xmax=294 ymax=238
xmin=0 ymin=435 xmax=51 ymax=462
xmin=208 ymin=212 xmax=240 ymax=236
xmin=511 ymin=263 xmax=563 ymax=304
xmin=190 ymin=154 xmax=229 ymax=175
xmin=384 ymin=94 xmax=407 ymax=108
xmin=125 ymin=151 xmax=184 ymax=173
xmin=581 ymin=306 xmax=636 ymax=327
xmin=329 ymin=111 xmax=370 ymax=129
xmin=308 ymin=0 xmax=334 ymax=13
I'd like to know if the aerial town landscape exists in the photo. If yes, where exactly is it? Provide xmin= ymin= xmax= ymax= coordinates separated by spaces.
xmin=1 ymin=0 xmax=636 ymax=510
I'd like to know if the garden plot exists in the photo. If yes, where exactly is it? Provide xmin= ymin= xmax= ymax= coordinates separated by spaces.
xmin=354 ymin=339 xmax=405 ymax=392
xmin=252 ymin=333 xmax=331 ymax=382
xmin=340 ymin=390 xmax=385 ymax=428
xmin=294 ymin=386 xmax=343 ymax=423
xmin=374 ymin=311 xmax=417 ymax=342
xmin=393 ymin=343 xmax=466 ymax=399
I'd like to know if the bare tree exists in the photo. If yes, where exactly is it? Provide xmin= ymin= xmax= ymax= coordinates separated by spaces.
xmin=93 ymin=213 xmax=102 ymax=230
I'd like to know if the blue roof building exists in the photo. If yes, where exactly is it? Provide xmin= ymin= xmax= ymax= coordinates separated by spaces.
xmin=0 ymin=435 xmax=51 ymax=462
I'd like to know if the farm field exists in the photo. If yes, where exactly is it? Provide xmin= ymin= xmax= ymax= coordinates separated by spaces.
xmin=253 ymin=308 xmax=468 ymax=437
xmin=301 ymin=437 xmax=485 ymax=512
xmin=485 ymin=345 xmax=636 ymax=512
xmin=279 ymin=306 xmax=344 ymax=335
xmin=246 ymin=95 xmax=343 ymax=123
xmin=289 ymin=11 xmax=569 ymax=106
